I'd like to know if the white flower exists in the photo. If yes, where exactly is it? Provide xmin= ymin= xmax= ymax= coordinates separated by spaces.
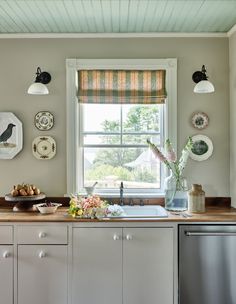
xmin=107 ymin=204 xmax=125 ymax=216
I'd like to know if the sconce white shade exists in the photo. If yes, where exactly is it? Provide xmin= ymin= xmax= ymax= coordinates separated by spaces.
xmin=27 ymin=67 xmax=51 ymax=95
xmin=193 ymin=80 xmax=215 ymax=94
xmin=27 ymin=82 xmax=49 ymax=95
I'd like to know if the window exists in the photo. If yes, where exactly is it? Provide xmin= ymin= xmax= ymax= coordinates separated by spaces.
xmin=66 ymin=59 xmax=177 ymax=196
xmin=81 ymin=103 xmax=164 ymax=193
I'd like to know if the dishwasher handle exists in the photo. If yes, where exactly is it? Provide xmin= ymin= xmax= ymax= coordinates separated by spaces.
xmin=185 ymin=231 xmax=236 ymax=237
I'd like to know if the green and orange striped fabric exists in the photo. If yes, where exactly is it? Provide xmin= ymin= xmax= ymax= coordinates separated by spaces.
xmin=78 ymin=70 xmax=167 ymax=104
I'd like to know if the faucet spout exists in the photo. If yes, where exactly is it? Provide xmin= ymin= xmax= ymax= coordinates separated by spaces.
xmin=120 ymin=182 xmax=124 ymax=206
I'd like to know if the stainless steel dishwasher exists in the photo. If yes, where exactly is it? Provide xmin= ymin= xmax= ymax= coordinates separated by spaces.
xmin=179 ymin=225 xmax=236 ymax=304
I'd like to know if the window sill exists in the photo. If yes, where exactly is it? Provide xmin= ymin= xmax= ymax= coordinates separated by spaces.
xmin=64 ymin=192 xmax=165 ymax=199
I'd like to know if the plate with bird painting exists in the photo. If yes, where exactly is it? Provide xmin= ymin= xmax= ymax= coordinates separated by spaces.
xmin=0 ymin=112 xmax=23 ymax=159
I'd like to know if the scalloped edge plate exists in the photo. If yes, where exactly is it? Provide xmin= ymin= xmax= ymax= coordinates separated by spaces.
xmin=32 ymin=136 xmax=56 ymax=160
xmin=35 ymin=111 xmax=54 ymax=131
xmin=191 ymin=111 xmax=209 ymax=130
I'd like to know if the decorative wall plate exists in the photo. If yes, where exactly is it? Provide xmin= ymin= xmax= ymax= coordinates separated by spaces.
xmin=32 ymin=136 xmax=56 ymax=160
xmin=0 ymin=112 xmax=23 ymax=159
xmin=191 ymin=112 xmax=209 ymax=130
xmin=189 ymin=134 xmax=213 ymax=161
xmin=35 ymin=111 xmax=54 ymax=131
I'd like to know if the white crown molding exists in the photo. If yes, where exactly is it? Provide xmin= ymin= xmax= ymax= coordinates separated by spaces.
xmin=0 ymin=32 xmax=228 ymax=39
xmin=227 ymin=24 xmax=236 ymax=37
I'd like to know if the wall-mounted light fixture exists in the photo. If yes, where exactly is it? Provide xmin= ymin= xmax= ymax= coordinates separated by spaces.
xmin=192 ymin=65 xmax=215 ymax=93
xmin=27 ymin=67 xmax=51 ymax=95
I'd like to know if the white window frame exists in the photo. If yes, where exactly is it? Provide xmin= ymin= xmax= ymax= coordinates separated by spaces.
xmin=66 ymin=58 xmax=177 ymax=196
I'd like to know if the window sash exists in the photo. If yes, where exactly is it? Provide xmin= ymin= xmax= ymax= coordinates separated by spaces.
xmin=80 ymin=104 xmax=165 ymax=194
xmin=83 ymin=131 xmax=161 ymax=147
xmin=81 ymin=148 xmax=163 ymax=194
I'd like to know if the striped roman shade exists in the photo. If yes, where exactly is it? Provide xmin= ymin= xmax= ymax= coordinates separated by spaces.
xmin=78 ymin=70 xmax=167 ymax=104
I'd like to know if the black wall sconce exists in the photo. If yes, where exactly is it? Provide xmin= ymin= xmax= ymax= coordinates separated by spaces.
xmin=192 ymin=65 xmax=215 ymax=93
xmin=28 ymin=67 xmax=51 ymax=95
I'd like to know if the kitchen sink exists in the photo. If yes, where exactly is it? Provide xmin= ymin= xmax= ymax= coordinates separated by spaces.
xmin=120 ymin=205 xmax=168 ymax=218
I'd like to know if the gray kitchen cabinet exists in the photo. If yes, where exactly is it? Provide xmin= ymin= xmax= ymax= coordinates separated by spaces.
xmin=0 ymin=245 xmax=13 ymax=304
xmin=17 ymin=245 xmax=68 ymax=304
xmin=72 ymin=228 xmax=123 ymax=304
xmin=72 ymin=227 xmax=174 ymax=304
xmin=123 ymin=228 xmax=174 ymax=304
xmin=0 ymin=226 xmax=13 ymax=304
xmin=17 ymin=225 xmax=68 ymax=304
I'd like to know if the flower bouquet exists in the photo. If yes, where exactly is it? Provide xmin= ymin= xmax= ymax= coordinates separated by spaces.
xmin=147 ymin=137 xmax=193 ymax=211
xmin=68 ymin=195 xmax=108 ymax=219
xmin=68 ymin=195 xmax=125 ymax=219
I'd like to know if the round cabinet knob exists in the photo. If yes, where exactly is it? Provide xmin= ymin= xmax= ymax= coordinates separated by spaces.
xmin=3 ymin=251 xmax=10 ymax=258
xmin=39 ymin=232 xmax=46 ymax=238
xmin=126 ymin=234 xmax=133 ymax=241
xmin=113 ymin=234 xmax=120 ymax=241
xmin=39 ymin=251 xmax=46 ymax=258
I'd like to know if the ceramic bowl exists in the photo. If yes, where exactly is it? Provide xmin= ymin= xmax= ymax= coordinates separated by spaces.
xmin=84 ymin=186 xmax=95 ymax=196
xmin=35 ymin=203 xmax=62 ymax=214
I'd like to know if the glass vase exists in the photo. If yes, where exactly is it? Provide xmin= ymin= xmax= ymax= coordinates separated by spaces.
xmin=164 ymin=172 xmax=188 ymax=211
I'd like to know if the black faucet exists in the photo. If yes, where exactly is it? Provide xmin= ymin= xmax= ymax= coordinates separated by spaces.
xmin=129 ymin=198 xmax=134 ymax=206
xmin=140 ymin=199 xmax=145 ymax=206
xmin=120 ymin=182 xmax=124 ymax=206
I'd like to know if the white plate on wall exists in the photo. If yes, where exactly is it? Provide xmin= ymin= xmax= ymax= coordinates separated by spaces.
xmin=189 ymin=134 xmax=213 ymax=161
xmin=35 ymin=111 xmax=54 ymax=131
xmin=191 ymin=112 xmax=209 ymax=130
xmin=32 ymin=136 xmax=56 ymax=160
xmin=0 ymin=112 xmax=23 ymax=159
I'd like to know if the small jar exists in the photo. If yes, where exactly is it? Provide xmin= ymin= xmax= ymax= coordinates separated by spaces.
xmin=188 ymin=184 xmax=205 ymax=213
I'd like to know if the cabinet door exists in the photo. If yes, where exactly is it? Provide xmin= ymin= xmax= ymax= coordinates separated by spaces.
xmin=123 ymin=228 xmax=174 ymax=304
xmin=18 ymin=245 xmax=67 ymax=304
xmin=0 ymin=246 xmax=13 ymax=304
xmin=72 ymin=228 xmax=122 ymax=304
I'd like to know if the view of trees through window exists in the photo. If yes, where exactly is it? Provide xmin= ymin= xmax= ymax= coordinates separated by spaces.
xmin=82 ymin=104 xmax=162 ymax=190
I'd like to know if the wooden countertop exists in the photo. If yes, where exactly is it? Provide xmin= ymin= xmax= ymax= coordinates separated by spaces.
xmin=0 ymin=207 xmax=236 ymax=222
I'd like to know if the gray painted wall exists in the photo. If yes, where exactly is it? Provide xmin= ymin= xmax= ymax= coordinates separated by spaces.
xmin=0 ymin=38 xmax=229 ymax=197
xmin=230 ymin=32 xmax=236 ymax=207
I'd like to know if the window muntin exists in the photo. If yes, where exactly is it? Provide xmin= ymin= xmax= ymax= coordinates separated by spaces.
xmin=80 ymin=103 xmax=164 ymax=193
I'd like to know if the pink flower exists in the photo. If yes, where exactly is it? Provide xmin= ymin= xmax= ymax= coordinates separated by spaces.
xmin=147 ymin=139 xmax=167 ymax=163
xmin=165 ymin=139 xmax=177 ymax=162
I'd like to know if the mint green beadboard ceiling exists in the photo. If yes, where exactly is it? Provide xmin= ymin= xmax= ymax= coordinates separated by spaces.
xmin=0 ymin=0 xmax=236 ymax=34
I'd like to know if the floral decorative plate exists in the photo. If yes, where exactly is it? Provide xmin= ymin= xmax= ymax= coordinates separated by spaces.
xmin=32 ymin=136 xmax=56 ymax=160
xmin=189 ymin=134 xmax=213 ymax=161
xmin=35 ymin=111 xmax=54 ymax=131
xmin=191 ymin=112 xmax=209 ymax=130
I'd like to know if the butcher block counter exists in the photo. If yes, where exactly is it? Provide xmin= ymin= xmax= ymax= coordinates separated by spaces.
xmin=0 ymin=196 xmax=234 ymax=222
xmin=0 ymin=206 xmax=236 ymax=222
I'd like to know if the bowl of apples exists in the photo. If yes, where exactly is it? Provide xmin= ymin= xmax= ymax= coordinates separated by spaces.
xmin=35 ymin=201 xmax=62 ymax=214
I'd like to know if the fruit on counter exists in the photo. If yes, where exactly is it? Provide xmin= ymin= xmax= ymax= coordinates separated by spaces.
xmin=26 ymin=185 xmax=34 ymax=196
xmin=41 ymin=201 xmax=55 ymax=207
xmin=10 ymin=183 xmax=41 ymax=196
xmin=34 ymin=187 xmax=41 ymax=195
xmin=19 ymin=188 xmax=27 ymax=196
xmin=10 ymin=186 xmax=19 ymax=197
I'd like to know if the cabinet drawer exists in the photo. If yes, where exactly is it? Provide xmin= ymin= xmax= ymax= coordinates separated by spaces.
xmin=17 ymin=226 xmax=68 ymax=244
xmin=0 ymin=226 xmax=13 ymax=244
